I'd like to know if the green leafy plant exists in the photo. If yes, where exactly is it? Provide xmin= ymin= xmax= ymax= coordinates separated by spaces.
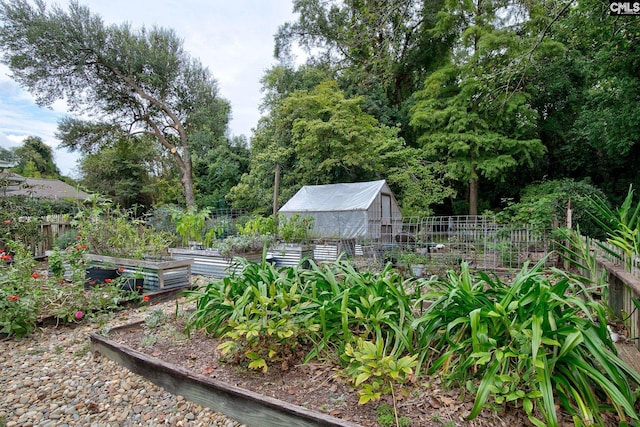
xmin=0 ymin=240 xmax=41 ymax=336
xmin=236 ymin=215 xmax=275 ymax=237
xmin=185 ymin=256 xmax=319 ymax=372
xmin=342 ymin=337 xmax=416 ymax=427
xmin=412 ymin=260 xmax=640 ymax=427
xmin=212 ymin=234 xmax=268 ymax=255
xmin=171 ymin=206 xmax=223 ymax=248
xmin=71 ymin=198 xmax=173 ymax=259
xmin=300 ymin=259 xmax=421 ymax=363
xmin=278 ymin=213 xmax=314 ymax=242
xmin=589 ymin=185 xmax=640 ymax=269
xmin=144 ymin=308 xmax=169 ymax=329
xmin=0 ymin=239 xmax=141 ymax=338
xmin=48 ymin=247 xmax=65 ymax=280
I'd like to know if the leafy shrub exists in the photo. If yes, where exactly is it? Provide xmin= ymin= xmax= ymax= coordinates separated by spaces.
xmin=342 ymin=337 xmax=417 ymax=404
xmin=497 ymin=179 xmax=607 ymax=238
xmin=184 ymin=255 xmax=640 ymax=426
xmin=0 ymin=241 xmax=40 ymax=336
xmin=278 ymin=213 xmax=314 ymax=242
xmin=71 ymin=198 xmax=173 ymax=259
xmin=0 ymin=239 xmax=141 ymax=338
xmin=185 ymin=258 xmax=318 ymax=372
xmin=412 ymin=260 xmax=640 ymax=427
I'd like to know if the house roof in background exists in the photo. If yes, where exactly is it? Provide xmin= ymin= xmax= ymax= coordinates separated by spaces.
xmin=0 ymin=173 xmax=90 ymax=200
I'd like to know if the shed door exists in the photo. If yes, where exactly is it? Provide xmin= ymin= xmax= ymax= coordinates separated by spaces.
xmin=381 ymin=194 xmax=392 ymax=225
xmin=381 ymin=194 xmax=392 ymax=242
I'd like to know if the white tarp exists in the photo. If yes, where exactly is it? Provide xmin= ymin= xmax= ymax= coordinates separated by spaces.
xmin=279 ymin=180 xmax=401 ymax=239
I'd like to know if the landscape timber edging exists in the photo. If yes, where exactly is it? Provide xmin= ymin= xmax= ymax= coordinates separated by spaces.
xmin=90 ymin=327 xmax=363 ymax=427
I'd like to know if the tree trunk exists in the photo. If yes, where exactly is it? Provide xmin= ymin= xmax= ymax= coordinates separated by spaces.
xmin=469 ymin=177 xmax=478 ymax=217
xmin=180 ymin=158 xmax=196 ymax=208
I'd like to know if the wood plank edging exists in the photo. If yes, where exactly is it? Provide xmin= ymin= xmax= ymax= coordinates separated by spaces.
xmin=90 ymin=331 xmax=363 ymax=427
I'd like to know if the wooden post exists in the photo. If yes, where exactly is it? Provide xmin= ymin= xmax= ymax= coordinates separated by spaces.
xmin=273 ymin=164 xmax=280 ymax=239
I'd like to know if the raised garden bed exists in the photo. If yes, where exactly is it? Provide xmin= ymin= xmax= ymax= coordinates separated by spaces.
xmin=90 ymin=323 xmax=363 ymax=427
xmin=266 ymin=243 xmax=313 ymax=267
xmin=169 ymin=248 xmax=262 ymax=278
xmin=86 ymin=254 xmax=192 ymax=292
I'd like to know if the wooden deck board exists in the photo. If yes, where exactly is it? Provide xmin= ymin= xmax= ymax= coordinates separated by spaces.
xmin=616 ymin=342 xmax=640 ymax=376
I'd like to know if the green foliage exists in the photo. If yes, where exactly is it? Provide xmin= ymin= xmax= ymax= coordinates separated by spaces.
xmin=0 ymin=0 xmax=230 ymax=206
xmin=0 ymin=241 xmax=40 ymax=337
xmin=211 ymin=235 xmax=269 ymax=256
xmin=185 ymin=253 xmax=640 ymax=424
xmin=0 ymin=239 xmax=139 ymax=338
xmin=171 ymin=206 xmax=218 ymax=247
xmin=228 ymin=80 xmax=407 ymax=212
xmin=71 ymin=198 xmax=173 ymax=259
xmin=0 ymin=195 xmax=76 ymax=251
xmin=410 ymin=59 xmax=545 ymax=216
xmin=193 ymin=135 xmax=249 ymax=207
xmin=185 ymin=258 xmax=318 ymax=372
xmin=11 ymin=136 xmax=61 ymax=179
xmin=236 ymin=215 xmax=276 ymax=237
xmin=412 ymin=261 xmax=640 ymax=427
xmin=48 ymin=247 xmax=64 ymax=280
xmin=343 ymin=337 xmax=417 ymax=405
xmin=496 ymin=179 xmax=608 ymax=238
xmin=185 ymin=257 xmax=422 ymax=393
xmin=144 ymin=308 xmax=169 ymax=329
xmin=278 ymin=214 xmax=314 ymax=242
xmin=376 ymin=404 xmax=411 ymax=427
xmin=78 ymin=137 xmax=156 ymax=209
xmin=589 ymin=185 xmax=640 ymax=268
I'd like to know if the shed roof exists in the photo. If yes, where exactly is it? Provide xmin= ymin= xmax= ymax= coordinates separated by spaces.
xmin=279 ymin=180 xmax=390 ymax=212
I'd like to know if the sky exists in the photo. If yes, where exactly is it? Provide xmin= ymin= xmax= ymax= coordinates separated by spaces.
xmin=0 ymin=0 xmax=300 ymax=177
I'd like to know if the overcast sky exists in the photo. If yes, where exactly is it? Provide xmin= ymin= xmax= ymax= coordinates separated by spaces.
xmin=0 ymin=0 xmax=299 ymax=177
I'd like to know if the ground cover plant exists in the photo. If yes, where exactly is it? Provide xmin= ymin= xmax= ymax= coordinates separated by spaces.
xmin=184 ymin=256 xmax=640 ymax=426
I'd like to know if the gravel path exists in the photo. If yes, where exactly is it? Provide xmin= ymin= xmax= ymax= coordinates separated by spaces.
xmin=0 ymin=301 xmax=243 ymax=427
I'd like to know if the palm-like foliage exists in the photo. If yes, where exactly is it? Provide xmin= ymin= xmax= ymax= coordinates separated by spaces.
xmin=589 ymin=185 xmax=640 ymax=268
xmin=185 ymin=255 xmax=639 ymax=425
xmin=412 ymin=260 xmax=640 ymax=427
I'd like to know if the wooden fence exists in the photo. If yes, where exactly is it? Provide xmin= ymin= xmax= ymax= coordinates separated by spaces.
xmin=583 ymin=239 xmax=640 ymax=350
xmin=32 ymin=215 xmax=73 ymax=258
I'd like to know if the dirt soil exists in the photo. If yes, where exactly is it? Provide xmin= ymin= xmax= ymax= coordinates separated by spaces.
xmin=103 ymin=297 xmax=640 ymax=427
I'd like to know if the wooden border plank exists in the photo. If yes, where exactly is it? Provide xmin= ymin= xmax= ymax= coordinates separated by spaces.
xmin=90 ymin=332 xmax=363 ymax=427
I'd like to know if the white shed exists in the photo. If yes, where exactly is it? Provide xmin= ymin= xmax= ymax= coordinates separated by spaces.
xmin=278 ymin=180 xmax=402 ymax=240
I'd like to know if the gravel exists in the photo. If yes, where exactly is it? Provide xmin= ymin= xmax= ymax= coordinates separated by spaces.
xmin=0 ymin=301 xmax=244 ymax=427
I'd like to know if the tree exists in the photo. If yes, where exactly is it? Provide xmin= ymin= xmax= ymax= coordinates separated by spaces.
xmin=12 ymin=136 xmax=61 ymax=178
xmin=410 ymin=0 xmax=546 ymax=216
xmin=228 ymin=80 xmax=406 ymax=212
xmin=193 ymin=135 xmax=250 ymax=208
xmin=78 ymin=137 xmax=155 ymax=209
xmin=0 ymin=0 xmax=230 ymax=207
xmin=0 ymin=147 xmax=17 ymax=163
xmin=275 ymin=0 xmax=453 ymax=133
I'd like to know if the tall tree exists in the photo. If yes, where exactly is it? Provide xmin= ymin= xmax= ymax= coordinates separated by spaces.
xmin=78 ymin=137 xmax=155 ymax=209
xmin=275 ymin=0 xmax=452 ymax=130
xmin=0 ymin=0 xmax=230 ymax=207
xmin=228 ymin=80 xmax=406 ymax=212
xmin=12 ymin=136 xmax=61 ymax=178
xmin=193 ymin=135 xmax=250 ymax=208
xmin=410 ymin=0 xmax=546 ymax=216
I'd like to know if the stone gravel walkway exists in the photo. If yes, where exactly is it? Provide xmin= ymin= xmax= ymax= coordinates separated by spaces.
xmin=0 ymin=301 xmax=243 ymax=427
